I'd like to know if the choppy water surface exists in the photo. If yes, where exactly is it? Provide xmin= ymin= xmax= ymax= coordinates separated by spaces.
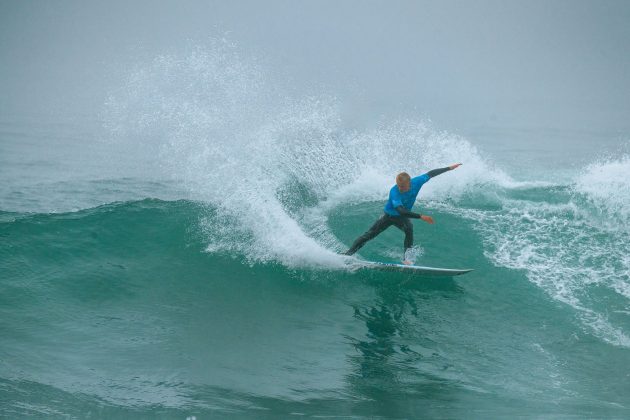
xmin=1 ymin=44 xmax=629 ymax=418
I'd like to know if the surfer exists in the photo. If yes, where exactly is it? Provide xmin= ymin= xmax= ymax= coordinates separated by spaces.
xmin=342 ymin=163 xmax=462 ymax=264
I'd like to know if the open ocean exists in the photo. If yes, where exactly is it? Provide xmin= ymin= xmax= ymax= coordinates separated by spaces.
xmin=1 ymin=42 xmax=629 ymax=418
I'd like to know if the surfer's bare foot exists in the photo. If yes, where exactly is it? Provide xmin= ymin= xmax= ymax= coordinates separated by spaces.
xmin=402 ymin=260 xmax=413 ymax=265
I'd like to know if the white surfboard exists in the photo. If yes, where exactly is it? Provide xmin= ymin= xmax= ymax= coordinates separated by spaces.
xmin=359 ymin=260 xmax=473 ymax=276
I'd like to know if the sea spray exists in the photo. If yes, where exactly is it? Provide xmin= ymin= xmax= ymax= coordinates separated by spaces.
xmin=104 ymin=42 xmax=501 ymax=267
xmin=573 ymin=155 xmax=630 ymax=231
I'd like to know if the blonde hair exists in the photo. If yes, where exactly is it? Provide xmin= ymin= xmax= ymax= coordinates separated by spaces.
xmin=396 ymin=172 xmax=411 ymax=185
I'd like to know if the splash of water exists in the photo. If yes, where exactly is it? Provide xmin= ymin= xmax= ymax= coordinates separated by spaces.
xmin=573 ymin=155 xmax=630 ymax=230
xmin=104 ymin=41 xmax=505 ymax=267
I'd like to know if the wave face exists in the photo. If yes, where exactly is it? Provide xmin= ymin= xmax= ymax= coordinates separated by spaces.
xmin=2 ymin=42 xmax=630 ymax=418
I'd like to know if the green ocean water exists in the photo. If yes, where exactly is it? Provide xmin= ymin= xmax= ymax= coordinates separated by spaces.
xmin=2 ymin=190 xmax=630 ymax=418
xmin=2 ymin=44 xmax=630 ymax=418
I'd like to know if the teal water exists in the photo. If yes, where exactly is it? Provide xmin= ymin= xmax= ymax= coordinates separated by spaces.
xmin=2 ymin=45 xmax=630 ymax=418
xmin=2 ymin=195 xmax=629 ymax=418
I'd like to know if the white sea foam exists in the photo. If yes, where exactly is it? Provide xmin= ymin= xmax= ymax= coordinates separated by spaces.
xmin=444 ymin=186 xmax=630 ymax=348
xmin=573 ymin=155 xmax=630 ymax=230
xmin=426 ymin=152 xmax=630 ymax=348
xmin=104 ymin=41 xmax=509 ymax=268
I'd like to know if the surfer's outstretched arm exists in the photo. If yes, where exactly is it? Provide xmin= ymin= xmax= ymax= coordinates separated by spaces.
xmin=425 ymin=163 xmax=462 ymax=179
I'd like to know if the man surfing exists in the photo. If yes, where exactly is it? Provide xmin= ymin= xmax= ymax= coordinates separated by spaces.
xmin=342 ymin=163 xmax=462 ymax=264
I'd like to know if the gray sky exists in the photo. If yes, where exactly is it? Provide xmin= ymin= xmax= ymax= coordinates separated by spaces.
xmin=1 ymin=0 xmax=629 ymax=134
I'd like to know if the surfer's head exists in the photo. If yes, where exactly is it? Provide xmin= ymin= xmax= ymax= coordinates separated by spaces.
xmin=396 ymin=172 xmax=411 ymax=192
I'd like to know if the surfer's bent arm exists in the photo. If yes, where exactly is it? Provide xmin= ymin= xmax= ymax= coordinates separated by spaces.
xmin=395 ymin=205 xmax=422 ymax=219
xmin=396 ymin=206 xmax=434 ymax=224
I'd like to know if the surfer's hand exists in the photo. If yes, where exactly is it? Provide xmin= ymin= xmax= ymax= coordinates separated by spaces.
xmin=449 ymin=163 xmax=462 ymax=170
xmin=421 ymin=215 xmax=434 ymax=224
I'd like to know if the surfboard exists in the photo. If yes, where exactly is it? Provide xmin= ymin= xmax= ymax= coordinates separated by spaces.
xmin=359 ymin=260 xmax=473 ymax=276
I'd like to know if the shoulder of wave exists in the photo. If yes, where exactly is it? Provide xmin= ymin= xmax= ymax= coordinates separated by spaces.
xmin=1 ymin=198 xmax=203 ymax=222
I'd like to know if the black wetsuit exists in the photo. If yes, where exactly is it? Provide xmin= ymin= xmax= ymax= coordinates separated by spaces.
xmin=343 ymin=167 xmax=451 ymax=257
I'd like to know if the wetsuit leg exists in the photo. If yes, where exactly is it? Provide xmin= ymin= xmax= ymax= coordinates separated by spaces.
xmin=343 ymin=214 xmax=394 ymax=255
xmin=392 ymin=216 xmax=414 ymax=252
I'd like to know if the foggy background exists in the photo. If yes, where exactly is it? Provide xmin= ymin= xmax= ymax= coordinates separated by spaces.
xmin=1 ymin=0 xmax=629 ymax=138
